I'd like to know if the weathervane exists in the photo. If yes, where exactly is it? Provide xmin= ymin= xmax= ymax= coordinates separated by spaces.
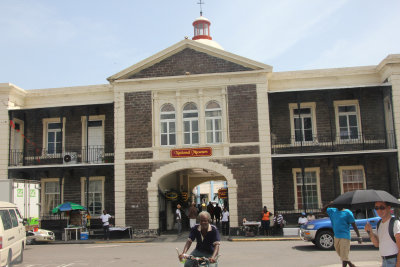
xmin=197 ymin=0 xmax=204 ymax=16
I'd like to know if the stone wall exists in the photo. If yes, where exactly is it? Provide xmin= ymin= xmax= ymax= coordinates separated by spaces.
xmin=272 ymin=154 xmax=396 ymax=212
xmin=125 ymin=91 xmax=152 ymax=149
xmin=269 ymin=87 xmax=386 ymax=145
xmin=128 ymin=48 xmax=252 ymax=79
xmin=227 ymin=84 xmax=259 ymax=143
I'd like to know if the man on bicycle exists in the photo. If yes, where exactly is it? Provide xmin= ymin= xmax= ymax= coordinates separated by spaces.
xmin=178 ymin=211 xmax=220 ymax=267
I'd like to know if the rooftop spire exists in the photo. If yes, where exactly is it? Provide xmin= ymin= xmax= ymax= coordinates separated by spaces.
xmin=197 ymin=0 xmax=204 ymax=16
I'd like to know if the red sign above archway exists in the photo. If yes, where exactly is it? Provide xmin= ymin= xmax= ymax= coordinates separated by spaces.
xmin=170 ymin=147 xmax=212 ymax=158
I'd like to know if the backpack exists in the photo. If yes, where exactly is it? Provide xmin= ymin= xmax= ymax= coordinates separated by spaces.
xmin=377 ymin=217 xmax=398 ymax=243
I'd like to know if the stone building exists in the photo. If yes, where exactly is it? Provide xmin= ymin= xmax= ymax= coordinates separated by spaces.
xmin=1 ymin=14 xmax=400 ymax=235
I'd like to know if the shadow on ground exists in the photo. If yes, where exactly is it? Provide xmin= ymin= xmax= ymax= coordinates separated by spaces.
xmin=292 ymin=244 xmax=377 ymax=252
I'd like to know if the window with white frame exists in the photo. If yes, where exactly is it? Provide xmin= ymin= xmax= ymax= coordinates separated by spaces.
xmin=289 ymin=103 xmax=316 ymax=143
xmin=42 ymin=180 xmax=62 ymax=215
xmin=340 ymin=166 xmax=365 ymax=193
xmin=293 ymin=168 xmax=320 ymax=209
xmin=183 ymin=102 xmax=199 ymax=145
xmin=205 ymin=101 xmax=222 ymax=144
xmin=160 ymin=104 xmax=176 ymax=146
xmin=335 ymin=101 xmax=360 ymax=140
xmin=47 ymin=122 xmax=62 ymax=154
xmin=43 ymin=118 xmax=65 ymax=155
xmin=81 ymin=177 xmax=104 ymax=216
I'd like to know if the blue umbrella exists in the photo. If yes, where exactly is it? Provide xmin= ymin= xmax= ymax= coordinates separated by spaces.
xmin=52 ymin=202 xmax=87 ymax=214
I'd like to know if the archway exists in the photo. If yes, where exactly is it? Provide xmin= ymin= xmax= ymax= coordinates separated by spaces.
xmin=147 ymin=159 xmax=238 ymax=230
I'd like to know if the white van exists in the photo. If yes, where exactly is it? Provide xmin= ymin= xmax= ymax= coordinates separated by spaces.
xmin=0 ymin=201 xmax=25 ymax=266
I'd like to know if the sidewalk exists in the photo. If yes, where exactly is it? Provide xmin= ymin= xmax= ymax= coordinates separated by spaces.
xmin=51 ymin=227 xmax=300 ymax=244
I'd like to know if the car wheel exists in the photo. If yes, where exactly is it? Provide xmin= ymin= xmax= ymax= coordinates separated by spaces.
xmin=26 ymin=238 xmax=35 ymax=245
xmin=15 ymin=244 xmax=24 ymax=264
xmin=315 ymin=230 xmax=334 ymax=250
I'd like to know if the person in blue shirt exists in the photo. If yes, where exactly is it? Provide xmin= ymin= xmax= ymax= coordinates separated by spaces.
xmin=322 ymin=202 xmax=362 ymax=267
xmin=178 ymin=211 xmax=220 ymax=267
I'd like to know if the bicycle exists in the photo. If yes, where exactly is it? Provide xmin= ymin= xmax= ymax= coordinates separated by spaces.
xmin=176 ymin=248 xmax=220 ymax=267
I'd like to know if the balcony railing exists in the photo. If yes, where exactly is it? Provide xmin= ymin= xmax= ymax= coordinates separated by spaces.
xmin=9 ymin=146 xmax=114 ymax=167
xmin=272 ymin=131 xmax=396 ymax=155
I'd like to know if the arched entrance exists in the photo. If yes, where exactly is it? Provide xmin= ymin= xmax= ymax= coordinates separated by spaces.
xmin=147 ymin=159 xmax=238 ymax=230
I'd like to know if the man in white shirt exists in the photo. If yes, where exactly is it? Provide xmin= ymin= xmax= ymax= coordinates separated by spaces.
xmin=298 ymin=212 xmax=308 ymax=226
xmin=100 ymin=210 xmax=112 ymax=240
xmin=365 ymin=202 xmax=400 ymax=267
xmin=221 ymin=207 xmax=230 ymax=236
xmin=176 ymin=204 xmax=182 ymax=235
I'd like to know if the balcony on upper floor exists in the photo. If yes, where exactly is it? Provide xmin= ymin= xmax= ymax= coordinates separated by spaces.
xmin=271 ymin=131 xmax=396 ymax=155
xmin=9 ymin=146 xmax=114 ymax=167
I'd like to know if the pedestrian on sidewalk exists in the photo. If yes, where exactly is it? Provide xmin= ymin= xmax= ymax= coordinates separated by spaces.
xmin=322 ymin=202 xmax=362 ymax=267
xmin=261 ymin=206 xmax=272 ymax=236
xmin=207 ymin=202 xmax=215 ymax=224
xmin=100 ymin=210 xmax=112 ymax=240
xmin=273 ymin=212 xmax=284 ymax=236
xmin=298 ymin=212 xmax=308 ymax=226
xmin=221 ymin=207 xmax=230 ymax=236
xmin=188 ymin=202 xmax=198 ymax=229
xmin=365 ymin=201 xmax=400 ymax=267
xmin=176 ymin=204 xmax=182 ymax=235
xmin=214 ymin=203 xmax=222 ymax=227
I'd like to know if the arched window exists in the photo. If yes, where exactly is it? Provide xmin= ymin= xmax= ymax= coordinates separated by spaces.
xmin=205 ymin=101 xmax=222 ymax=144
xmin=183 ymin=102 xmax=199 ymax=145
xmin=160 ymin=104 xmax=176 ymax=146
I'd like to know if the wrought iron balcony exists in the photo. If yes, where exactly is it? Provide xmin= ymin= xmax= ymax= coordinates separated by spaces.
xmin=9 ymin=146 xmax=114 ymax=167
xmin=271 ymin=131 xmax=396 ymax=155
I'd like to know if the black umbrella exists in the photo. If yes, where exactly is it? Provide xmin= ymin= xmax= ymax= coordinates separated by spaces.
xmin=332 ymin=189 xmax=400 ymax=209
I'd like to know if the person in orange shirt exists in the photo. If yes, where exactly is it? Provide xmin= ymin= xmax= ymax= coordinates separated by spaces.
xmin=261 ymin=206 xmax=273 ymax=236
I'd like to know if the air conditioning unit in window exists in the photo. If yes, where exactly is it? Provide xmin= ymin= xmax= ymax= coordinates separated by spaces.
xmin=63 ymin=152 xmax=78 ymax=164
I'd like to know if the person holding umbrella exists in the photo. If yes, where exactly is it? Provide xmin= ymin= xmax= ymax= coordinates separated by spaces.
xmin=365 ymin=202 xmax=400 ymax=267
xmin=322 ymin=201 xmax=362 ymax=267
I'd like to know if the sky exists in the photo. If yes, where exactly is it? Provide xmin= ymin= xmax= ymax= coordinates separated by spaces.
xmin=0 ymin=0 xmax=399 ymax=90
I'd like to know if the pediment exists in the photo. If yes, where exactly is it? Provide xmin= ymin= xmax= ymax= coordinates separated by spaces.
xmin=107 ymin=39 xmax=272 ymax=81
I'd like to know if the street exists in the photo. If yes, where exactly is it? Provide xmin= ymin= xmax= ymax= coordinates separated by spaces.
xmin=16 ymin=239 xmax=382 ymax=267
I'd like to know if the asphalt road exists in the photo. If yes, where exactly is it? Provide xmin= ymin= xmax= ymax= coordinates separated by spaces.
xmin=16 ymin=239 xmax=382 ymax=267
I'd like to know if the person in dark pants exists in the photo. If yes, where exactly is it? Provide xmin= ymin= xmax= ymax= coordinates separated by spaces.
xmin=178 ymin=211 xmax=220 ymax=267
xmin=100 ymin=210 xmax=112 ymax=240
xmin=214 ymin=203 xmax=222 ymax=227
xmin=261 ymin=206 xmax=272 ymax=236
xmin=221 ymin=207 xmax=230 ymax=235
xmin=207 ymin=202 xmax=215 ymax=223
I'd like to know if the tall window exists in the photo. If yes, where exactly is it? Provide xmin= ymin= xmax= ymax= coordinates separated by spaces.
xmin=340 ymin=166 xmax=365 ymax=193
xmin=335 ymin=102 xmax=360 ymax=140
xmin=205 ymin=101 xmax=222 ymax=144
xmin=47 ymin=122 xmax=62 ymax=154
xmin=43 ymin=180 xmax=61 ymax=215
xmin=160 ymin=104 xmax=176 ymax=146
xmin=289 ymin=103 xmax=316 ymax=143
xmin=82 ymin=178 xmax=104 ymax=216
xmin=293 ymin=168 xmax=320 ymax=209
xmin=183 ymin=102 xmax=199 ymax=145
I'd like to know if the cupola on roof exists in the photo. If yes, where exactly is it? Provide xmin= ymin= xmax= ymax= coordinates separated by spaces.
xmin=192 ymin=3 xmax=223 ymax=50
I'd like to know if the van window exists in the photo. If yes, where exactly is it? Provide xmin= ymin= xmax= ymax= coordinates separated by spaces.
xmin=15 ymin=208 xmax=23 ymax=220
xmin=0 ymin=210 xmax=13 ymax=230
xmin=9 ymin=209 xmax=19 ymax=227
